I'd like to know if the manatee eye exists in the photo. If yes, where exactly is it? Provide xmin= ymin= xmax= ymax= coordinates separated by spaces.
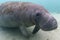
xmin=35 ymin=12 xmax=42 ymax=18
xmin=35 ymin=13 xmax=42 ymax=24
xmin=36 ymin=13 xmax=41 ymax=16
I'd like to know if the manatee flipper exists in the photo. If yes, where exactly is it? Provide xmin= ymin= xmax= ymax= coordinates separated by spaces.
xmin=19 ymin=25 xmax=30 ymax=38
xmin=32 ymin=13 xmax=41 ymax=34
xmin=32 ymin=24 xmax=40 ymax=34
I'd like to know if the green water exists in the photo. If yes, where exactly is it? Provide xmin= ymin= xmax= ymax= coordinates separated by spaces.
xmin=0 ymin=0 xmax=60 ymax=13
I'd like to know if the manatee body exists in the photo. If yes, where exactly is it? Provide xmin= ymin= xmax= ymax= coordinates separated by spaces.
xmin=0 ymin=2 xmax=57 ymax=37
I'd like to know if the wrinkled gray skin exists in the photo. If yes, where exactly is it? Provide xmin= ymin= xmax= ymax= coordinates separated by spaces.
xmin=0 ymin=2 xmax=57 ymax=37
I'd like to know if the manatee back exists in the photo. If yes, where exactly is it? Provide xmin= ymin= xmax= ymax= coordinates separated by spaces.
xmin=0 ymin=2 xmax=49 ymax=27
xmin=0 ymin=2 xmax=35 ymax=27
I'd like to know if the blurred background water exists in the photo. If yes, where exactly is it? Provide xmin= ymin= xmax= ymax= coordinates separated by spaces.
xmin=0 ymin=0 xmax=60 ymax=13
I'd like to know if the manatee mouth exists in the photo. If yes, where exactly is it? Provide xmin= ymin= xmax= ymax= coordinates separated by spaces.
xmin=41 ymin=18 xmax=57 ymax=31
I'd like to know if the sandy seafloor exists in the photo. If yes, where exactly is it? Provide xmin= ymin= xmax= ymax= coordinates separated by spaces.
xmin=0 ymin=13 xmax=60 ymax=40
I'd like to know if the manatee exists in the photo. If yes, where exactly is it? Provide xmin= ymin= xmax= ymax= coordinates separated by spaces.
xmin=0 ymin=2 xmax=57 ymax=37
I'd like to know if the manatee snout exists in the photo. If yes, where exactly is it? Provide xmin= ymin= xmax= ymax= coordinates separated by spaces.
xmin=41 ymin=17 xmax=57 ymax=31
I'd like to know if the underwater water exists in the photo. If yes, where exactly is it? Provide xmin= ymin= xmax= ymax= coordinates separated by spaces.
xmin=0 ymin=0 xmax=60 ymax=40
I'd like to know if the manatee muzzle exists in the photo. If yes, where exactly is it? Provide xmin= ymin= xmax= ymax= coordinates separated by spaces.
xmin=41 ymin=18 xmax=57 ymax=31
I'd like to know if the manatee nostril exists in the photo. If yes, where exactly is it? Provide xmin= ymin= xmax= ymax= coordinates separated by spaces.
xmin=52 ymin=19 xmax=57 ymax=28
